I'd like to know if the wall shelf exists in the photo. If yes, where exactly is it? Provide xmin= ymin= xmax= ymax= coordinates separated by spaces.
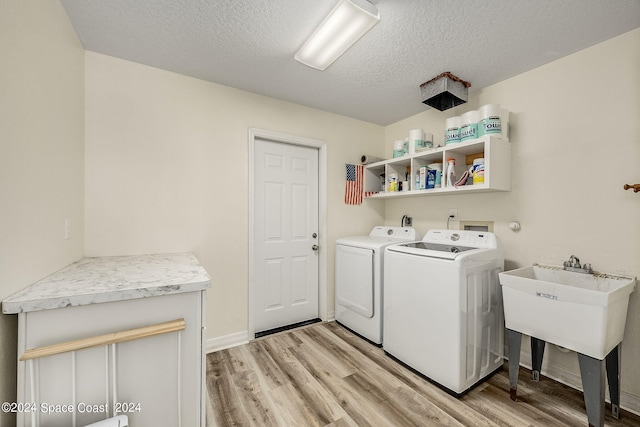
xmin=364 ymin=135 xmax=511 ymax=199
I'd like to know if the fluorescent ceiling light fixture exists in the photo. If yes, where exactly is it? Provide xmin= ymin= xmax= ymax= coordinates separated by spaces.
xmin=295 ymin=0 xmax=380 ymax=71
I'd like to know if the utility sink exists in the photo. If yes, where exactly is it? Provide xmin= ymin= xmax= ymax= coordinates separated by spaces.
xmin=499 ymin=264 xmax=636 ymax=359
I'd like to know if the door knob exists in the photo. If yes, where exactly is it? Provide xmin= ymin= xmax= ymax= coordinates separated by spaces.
xmin=312 ymin=233 xmax=318 ymax=238
xmin=312 ymin=245 xmax=319 ymax=251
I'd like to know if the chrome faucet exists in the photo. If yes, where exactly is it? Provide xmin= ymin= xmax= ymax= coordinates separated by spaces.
xmin=563 ymin=255 xmax=593 ymax=274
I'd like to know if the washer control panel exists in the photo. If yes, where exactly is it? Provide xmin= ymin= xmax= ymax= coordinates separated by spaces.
xmin=370 ymin=226 xmax=419 ymax=241
xmin=424 ymin=229 xmax=498 ymax=249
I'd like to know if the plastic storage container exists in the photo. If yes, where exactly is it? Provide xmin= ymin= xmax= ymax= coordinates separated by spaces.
xmin=472 ymin=158 xmax=485 ymax=184
xmin=428 ymin=163 xmax=442 ymax=188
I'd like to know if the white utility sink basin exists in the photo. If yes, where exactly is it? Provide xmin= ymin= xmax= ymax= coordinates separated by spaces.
xmin=499 ymin=264 xmax=636 ymax=359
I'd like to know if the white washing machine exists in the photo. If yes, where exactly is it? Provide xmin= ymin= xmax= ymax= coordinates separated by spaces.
xmin=335 ymin=226 xmax=420 ymax=345
xmin=383 ymin=229 xmax=504 ymax=395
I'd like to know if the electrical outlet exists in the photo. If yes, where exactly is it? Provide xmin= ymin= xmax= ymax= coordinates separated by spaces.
xmin=448 ymin=209 xmax=458 ymax=220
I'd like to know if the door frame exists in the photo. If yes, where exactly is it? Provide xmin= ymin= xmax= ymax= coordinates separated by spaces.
xmin=248 ymin=128 xmax=328 ymax=339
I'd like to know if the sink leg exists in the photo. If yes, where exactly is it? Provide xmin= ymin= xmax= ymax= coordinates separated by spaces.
xmin=606 ymin=344 xmax=621 ymax=419
xmin=531 ymin=337 xmax=546 ymax=382
xmin=507 ymin=329 xmax=522 ymax=400
xmin=578 ymin=352 xmax=605 ymax=427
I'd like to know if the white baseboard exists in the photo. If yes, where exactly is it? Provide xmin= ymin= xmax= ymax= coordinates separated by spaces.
xmin=517 ymin=350 xmax=640 ymax=416
xmin=205 ymin=330 xmax=250 ymax=353
xmin=622 ymin=392 xmax=640 ymax=417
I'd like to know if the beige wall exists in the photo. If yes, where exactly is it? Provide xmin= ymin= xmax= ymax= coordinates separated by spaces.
xmin=84 ymin=51 xmax=385 ymax=338
xmin=0 ymin=1 xmax=85 ymax=425
xmin=385 ymin=29 xmax=640 ymax=402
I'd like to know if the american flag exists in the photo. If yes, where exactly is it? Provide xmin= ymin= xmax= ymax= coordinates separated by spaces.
xmin=344 ymin=164 xmax=363 ymax=205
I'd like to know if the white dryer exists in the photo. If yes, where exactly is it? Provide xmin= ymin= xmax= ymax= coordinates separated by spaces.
xmin=383 ymin=229 xmax=504 ymax=395
xmin=335 ymin=226 xmax=420 ymax=345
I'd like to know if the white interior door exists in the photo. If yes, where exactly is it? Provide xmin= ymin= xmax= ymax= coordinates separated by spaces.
xmin=253 ymin=138 xmax=319 ymax=334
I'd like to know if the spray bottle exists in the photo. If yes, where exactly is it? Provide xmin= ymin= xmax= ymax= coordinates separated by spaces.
xmin=446 ymin=158 xmax=456 ymax=187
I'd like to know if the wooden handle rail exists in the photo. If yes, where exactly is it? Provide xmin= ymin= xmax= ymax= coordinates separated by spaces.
xmin=624 ymin=183 xmax=640 ymax=193
xmin=20 ymin=318 xmax=186 ymax=361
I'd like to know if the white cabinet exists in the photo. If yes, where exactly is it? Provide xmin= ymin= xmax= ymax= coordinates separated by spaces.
xmin=364 ymin=135 xmax=511 ymax=198
xmin=15 ymin=292 xmax=206 ymax=427
xmin=2 ymin=253 xmax=210 ymax=427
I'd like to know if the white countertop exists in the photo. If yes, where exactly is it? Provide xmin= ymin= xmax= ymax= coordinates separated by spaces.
xmin=2 ymin=253 xmax=211 ymax=314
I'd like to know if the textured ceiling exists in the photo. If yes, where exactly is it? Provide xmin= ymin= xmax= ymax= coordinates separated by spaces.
xmin=60 ymin=0 xmax=640 ymax=125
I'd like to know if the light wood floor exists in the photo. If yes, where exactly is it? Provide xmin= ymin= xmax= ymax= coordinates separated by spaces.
xmin=206 ymin=321 xmax=640 ymax=426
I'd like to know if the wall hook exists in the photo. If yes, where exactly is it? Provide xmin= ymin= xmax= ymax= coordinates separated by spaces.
xmin=623 ymin=183 xmax=640 ymax=193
